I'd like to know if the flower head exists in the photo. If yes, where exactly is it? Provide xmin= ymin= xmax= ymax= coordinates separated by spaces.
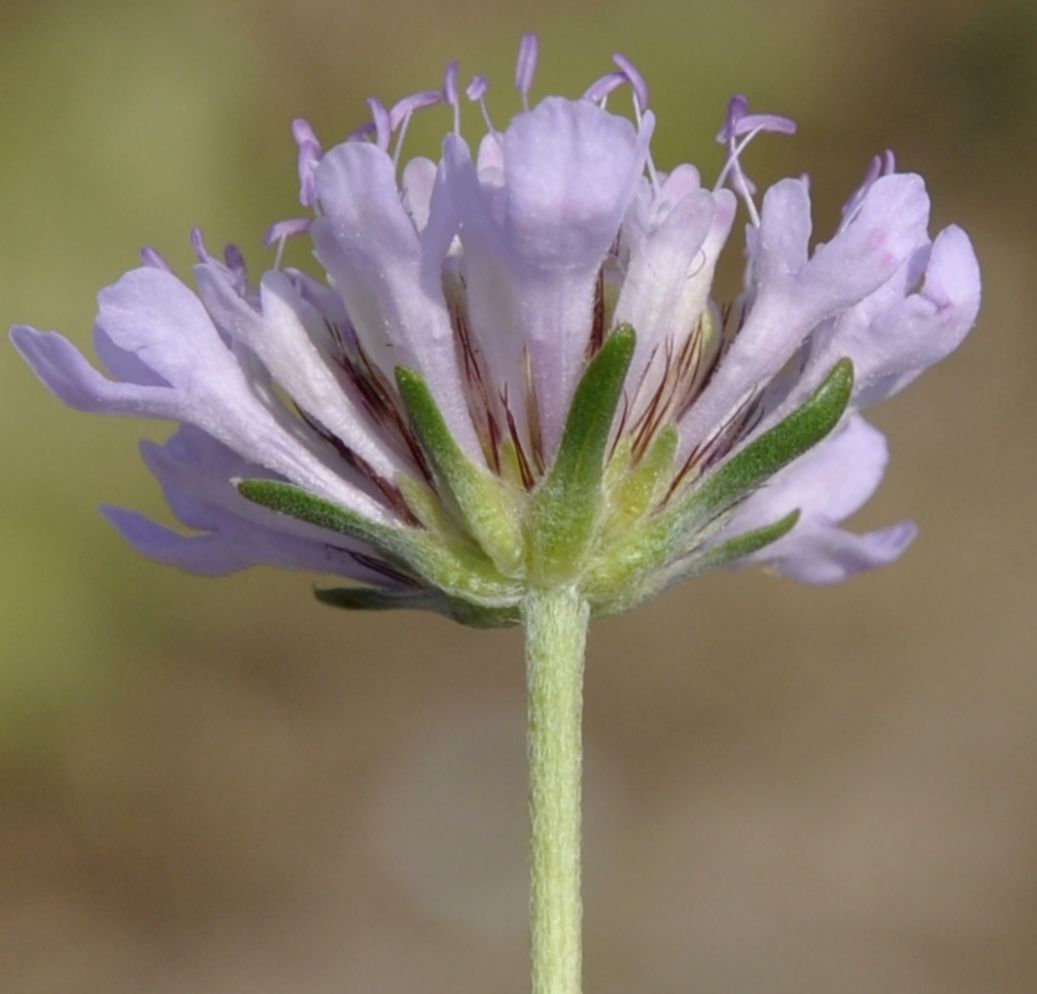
xmin=11 ymin=36 xmax=980 ymax=625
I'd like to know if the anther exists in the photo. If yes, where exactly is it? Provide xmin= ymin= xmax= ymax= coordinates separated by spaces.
xmin=583 ymin=71 xmax=625 ymax=106
xmin=190 ymin=227 xmax=213 ymax=264
xmin=714 ymin=95 xmax=796 ymax=227
xmin=466 ymin=74 xmax=497 ymax=135
xmin=612 ymin=52 xmax=649 ymax=112
xmin=443 ymin=61 xmax=461 ymax=135
xmin=515 ymin=33 xmax=539 ymax=111
xmin=291 ymin=118 xmax=322 ymax=208
xmin=140 ymin=246 xmax=173 ymax=272
xmin=367 ymin=98 xmax=392 ymax=152
xmin=389 ymin=90 xmax=442 ymax=169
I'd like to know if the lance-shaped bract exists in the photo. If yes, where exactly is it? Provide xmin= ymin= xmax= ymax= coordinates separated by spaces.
xmin=395 ymin=365 xmax=524 ymax=577
xmin=528 ymin=326 xmax=635 ymax=583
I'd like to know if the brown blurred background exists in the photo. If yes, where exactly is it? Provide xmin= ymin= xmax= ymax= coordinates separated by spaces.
xmin=2 ymin=0 xmax=1035 ymax=991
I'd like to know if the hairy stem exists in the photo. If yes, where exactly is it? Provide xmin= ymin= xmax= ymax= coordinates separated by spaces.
xmin=523 ymin=585 xmax=589 ymax=994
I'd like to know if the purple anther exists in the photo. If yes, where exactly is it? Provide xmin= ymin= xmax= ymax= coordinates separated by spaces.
xmin=466 ymin=74 xmax=489 ymax=102
xmin=388 ymin=90 xmax=442 ymax=130
xmin=582 ymin=71 xmax=626 ymax=104
xmin=443 ymin=61 xmax=460 ymax=109
xmin=190 ymin=227 xmax=213 ymax=264
xmin=139 ymin=246 xmax=173 ymax=272
xmin=291 ymin=118 xmax=321 ymax=152
xmin=263 ymin=218 xmax=312 ymax=249
xmin=612 ymin=52 xmax=649 ymax=110
xmin=515 ymin=33 xmax=539 ymax=100
xmin=367 ymin=98 xmax=392 ymax=151
xmin=292 ymin=118 xmax=322 ymax=208
xmin=840 ymin=149 xmax=898 ymax=224
xmin=223 ymin=244 xmax=249 ymax=295
xmin=717 ymin=94 xmax=796 ymax=143
xmin=717 ymin=94 xmax=750 ymax=143
xmin=347 ymin=121 xmax=376 ymax=143
xmin=224 ymin=243 xmax=247 ymax=276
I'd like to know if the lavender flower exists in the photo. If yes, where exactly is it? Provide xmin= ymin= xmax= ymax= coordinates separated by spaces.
xmin=11 ymin=37 xmax=980 ymax=625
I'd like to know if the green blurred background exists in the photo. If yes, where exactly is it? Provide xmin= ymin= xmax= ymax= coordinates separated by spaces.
xmin=2 ymin=0 xmax=1035 ymax=991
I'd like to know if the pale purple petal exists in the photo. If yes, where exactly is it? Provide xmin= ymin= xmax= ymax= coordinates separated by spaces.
xmin=801 ymin=173 xmax=930 ymax=310
xmin=674 ymin=189 xmax=736 ymax=342
xmin=101 ymin=504 xmax=397 ymax=583
xmin=852 ymin=224 xmax=980 ymax=406
xmin=614 ymin=188 xmax=717 ymax=401
xmin=657 ymin=163 xmax=703 ymax=203
xmin=752 ymin=177 xmax=813 ymax=284
xmin=194 ymin=264 xmax=402 ymax=479
xmin=760 ymin=520 xmax=918 ymax=585
xmin=92 ymin=326 xmax=170 ymax=387
xmin=679 ymin=173 xmax=932 ymax=457
xmin=676 ymin=179 xmax=813 ymax=449
xmin=11 ymin=326 xmax=183 ymax=418
xmin=500 ymin=98 xmax=648 ymax=268
xmin=401 ymin=157 xmax=438 ymax=232
xmin=475 ymin=133 xmax=504 ymax=174
xmin=121 ymin=426 xmax=414 ymax=587
xmin=769 ymin=224 xmax=979 ymax=421
xmin=14 ymin=269 xmax=392 ymax=522
xmin=312 ymin=141 xmax=481 ymax=461
xmin=138 ymin=427 xmax=370 ymax=548
xmin=445 ymin=97 xmax=652 ymax=452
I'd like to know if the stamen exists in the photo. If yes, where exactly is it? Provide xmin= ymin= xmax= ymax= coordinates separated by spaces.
xmin=523 ymin=349 xmax=545 ymax=475
xmin=291 ymin=118 xmax=322 ymax=208
xmin=465 ymin=74 xmax=497 ymax=135
xmin=263 ymin=218 xmax=312 ymax=249
xmin=644 ymin=140 xmax=661 ymax=199
xmin=515 ymin=33 xmax=539 ymax=111
xmin=367 ymin=98 xmax=392 ymax=152
xmin=466 ymin=74 xmax=489 ymax=102
xmin=501 ymin=385 xmax=535 ymax=490
xmin=223 ymin=244 xmax=249 ymax=295
xmin=347 ymin=121 xmax=376 ymax=143
xmin=390 ymin=91 xmax=442 ymax=170
xmin=296 ymin=406 xmax=423 ymax=523
xmin=716 ymin=94 xmax=796 ymax=143
xmin=451 ymin=296 xmax=503 ymax=474
xmin=140 ymin=246 xmax=173 ymax=272
xmin=714 ymin=94 xmax=797 ymax=226
xmin=443 ymin=61 xmax=461 ymax=135
xmin=840 ymin=148 xmax=896 ymax=228
xmin=190 ymin=227 xmax=213 ymax=264
xmin=263 ymin=219 xmax=312 ymax=270
xmin=388 ymin=90 xmax=443 ymax=131
xmin=612 ymin=52 xmax=649 ymax=112
xmin=583 ymin=71 xmax=625 ymax=106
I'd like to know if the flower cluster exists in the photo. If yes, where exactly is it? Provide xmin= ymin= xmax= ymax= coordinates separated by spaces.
xmin=11 ymin=36 xmax=980 ymax=624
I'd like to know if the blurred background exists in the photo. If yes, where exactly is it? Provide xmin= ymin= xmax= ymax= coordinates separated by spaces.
xmin=2 ymin=0 xmax=1035 ymax=991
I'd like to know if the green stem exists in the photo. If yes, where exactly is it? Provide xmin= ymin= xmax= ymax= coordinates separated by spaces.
xmin=523 ymin=585 xmax=590 ymax=994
